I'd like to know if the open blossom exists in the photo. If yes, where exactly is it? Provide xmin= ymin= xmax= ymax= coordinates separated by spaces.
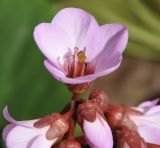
xmin=83 ymin=113 xmax=113 ymax=148
xmin=33 ymin=8 xmax=128 ymax=84
xmin=2 ymin=107 xmax=69 ymax=148
xmin=129 ymin=99 xmax=160 ymax=145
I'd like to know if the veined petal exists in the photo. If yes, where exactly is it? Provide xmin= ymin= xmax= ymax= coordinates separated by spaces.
xmin=44 ymin=60 xmax=96 ymax=84
xmin=138 ymin=98 xmax=160 ymax=112
xmin=2 ymin=124 xmax=15 ymax=141
xmin=34 ymin=23 xmax=71 ymax=67
xmin=130 ymin=116 xmax=160 ymax=145
xmin=145 ymin=105 xmax=160 ymax=115
xmin=30 ymin=135 xmax=57 ymax=148
xmin=3 ymin=106 xmax=38 ymax=128
xmin=83 ymin=113 xmax=113 ymax=148
xmin=93 ymin=27 xmax=128 ymax=73
xmin=52 ymin=7 xmax=99 ymax=50
xmin=86 ymin=24 xmax=126 ymax=61
xmin=4 ymin=125 xmax=41 ymax=148
xmin=44 ymin=59 xmax=120 ymax=84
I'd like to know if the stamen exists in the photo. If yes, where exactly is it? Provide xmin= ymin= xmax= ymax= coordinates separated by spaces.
xmin=64 ymin=47 xmax=94 ymax=78
xmin=77 ymin=51 xmax=86 ymax=63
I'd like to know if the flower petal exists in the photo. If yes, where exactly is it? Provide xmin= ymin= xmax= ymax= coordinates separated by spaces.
xmin=138 ymin=98 xmax=160 ymax=112
xmin=130 ymin=116 xmax=160 ymax=144
xmin=4 ymin=125 xmax=40 ymax=148
xmin=3 ymin=106 xmax=38 ymax=128
xmin=83 ymin=113 xmax=113 ymax=148
xmin=145 ymin=105 xmax=160 ymax=116
xmin=52 ymin=8 xmax=98 ymax=50
xmin=93 ymin=27 xmax=128 ymax=74
xmin=33 ymin=23 xmax=71 ymax=68
xmin=2 ymin=124 xmax=15 ymax=141
xmin=44 ymin=60 xmax=96 ymax=84
xmin=30 ymin=135 xmax=56 ymax=148
xmin=86 ymin=24 xmax=126 ymax=62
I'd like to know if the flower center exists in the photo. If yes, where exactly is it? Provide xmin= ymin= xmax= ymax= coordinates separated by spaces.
xmin=64 ymin=47 xmax=94 ymax=78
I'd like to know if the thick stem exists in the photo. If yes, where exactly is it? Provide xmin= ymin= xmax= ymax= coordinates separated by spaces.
xmin=72 ymin=93 xmax=80 ymax=100
xmin=68 ymin=119 xmax=76 ymax=140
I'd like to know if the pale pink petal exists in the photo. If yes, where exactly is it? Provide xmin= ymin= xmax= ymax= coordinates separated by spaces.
xmin=4 ymin=125 xmax=40 ymax=148
xmin=138 ymin=98 xmax=160 ymax=112
xmin=130 ymin=116 xmax=160 ymax=144
xmin=30 ymin=135 xmax=56 ymax=148
xmin=52 ymin=8 xmax=99 ymax=50
xmin=3 ymin=106 xmax=38 ymax=128
xmin=145 ymin=105 xmax=160 ymax=116
xmin=34 ymin=23 xmax=71 ymax=67
xmin=92 ymin=27 xmax=128 ymax=74
xmin=83 ymin=113 xmax=113 ymax=148
xmin=2 ymin=124 xmax=15 ymax=141
xmin=44 ymin=60 xmax=96 ymax=84
xmin=86 ymin=24 xmax=126 ymax=61
xmin=44 ymin=59 xmax=121 ymax=84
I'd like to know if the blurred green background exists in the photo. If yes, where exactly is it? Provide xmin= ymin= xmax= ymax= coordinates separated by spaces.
xmin=0 ymin=0 xmax=160 ymax=147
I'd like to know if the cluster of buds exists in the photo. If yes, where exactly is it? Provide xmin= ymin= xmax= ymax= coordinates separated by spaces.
xmin=3 ymin=89 xmax=160 ymax=148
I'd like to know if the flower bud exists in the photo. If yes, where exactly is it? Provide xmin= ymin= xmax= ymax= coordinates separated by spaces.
xmin=59 ymin=139 xmax=81 ymax=148
xmin=104 ymin=104 xmax=124 ymax=129
xmin=77 ymin=101 xmax=103 ymax=125
xmin=104 ymin=104 xmax=143 ymax=130
xmin=116 ymin=127 xmax=147 ymax=148
xmin=89 ymin=89 xmax=109 ymax=109
xmin=34 ymin=112 xmax=71 ymax=140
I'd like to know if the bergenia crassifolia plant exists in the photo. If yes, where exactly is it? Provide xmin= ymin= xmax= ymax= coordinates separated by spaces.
xmin=2 ymin=8 xmax=160 ymax=148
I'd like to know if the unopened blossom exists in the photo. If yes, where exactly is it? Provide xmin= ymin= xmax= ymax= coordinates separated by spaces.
xmin=34 ymin=8 xmax=128 ymax=84
xmin=3 ymin=107 xmax=70 ymax=148
xmin=77 ymin=101 xmax=113 ymax=148
xmin=129 ymin=99 xmax=160 ymax=145
xmin=83 ymin=113 xmax=113 ymax=148
xmin=116 ymin=127 xmax=147 ymax=148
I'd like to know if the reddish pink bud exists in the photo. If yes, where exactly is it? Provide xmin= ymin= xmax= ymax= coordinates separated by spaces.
xmin=59 ymin=139 xmax=81 ymax=148
xmin=46 ymin=117 xmax=69 ymax=140
xmin=104 ymin=104 xmax=143 ymax=130
xmin=116 ymin=127 xmax=147 ymax=148
xmin=89 ymin=89 xmax=109 ymax=109
xmin=104 ymin=105 xmax=125 ymax=129
xmin=33 ymin=112 xmax=71 ymax=140
xmin=77 ymin=101 xmax=103 ymax=124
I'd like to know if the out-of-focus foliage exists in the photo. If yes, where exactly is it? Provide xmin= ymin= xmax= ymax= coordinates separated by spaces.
xmin=61 ymin=0 xmax=160 ymax=61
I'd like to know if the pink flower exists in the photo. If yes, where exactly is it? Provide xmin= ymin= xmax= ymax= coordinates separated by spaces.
xmin=83 ymin=113 xmax=113 ymax=148
xmin=2 ymin=107 xmax=69 ymax=148
xmin=33 ymin=8 xmax=128 ymax=84
xmin=129 ymin=99 xmax=160 ymax=145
